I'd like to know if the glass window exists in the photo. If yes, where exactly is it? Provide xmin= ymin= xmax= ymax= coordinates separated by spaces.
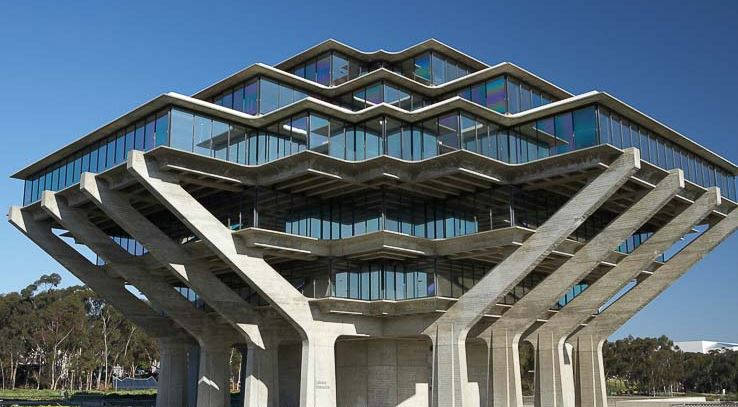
xmin=486 ymin=77 xmax=506 ymax=113
xmin=144 ymin=116 xmax=155 ymax=151
xmin=279 ymin=83 xmax=293 ymax=109
xmin=232 ymin=86 xmax=244 ymax=113
xmin=155 ymin=111 xmax=169 ymax=147
xmin=134 ymin=122 xmax=145 ymax=151
xmin=193 ymin=115 xmax=212 ymax=156
xmin=536 ymin=118 xmax=555 ymax=159
xmin=170 ymin=109 xmax=194 ymax=152
xmin=309 ymin=114 xmax=330 ymax=154
xmin=228 ymin=125 xmax=247 ymax=164
xmin=414 ymin=53 xmax=431 ymax=85
xmin=290 ymin=114 xmax=308 ymax=153
xmin=461 ymin=114 xmax=478 ymax=152
xmin=115 ymin=134 xmax=125 ymax=164
xmin=259 ymin=79 xmax=280 ymax=114
xmin=386 ymin=117 xmax=403 ymax=158
xmin=431 ymin=53 xmax=446 ymax=85
xmin=212 ymin=120 xmax=229 ymax=160
xmin=470 ymin=84 xmax=485 ymax=106
xmin=402 ymin=124 xmax=413 ymax=160
xmin=124 ymin=126 xmax=135 ymax=153
xmin=365 ymin=83 xmax=382 ymax=106
xmin=244 ymin=80 xmax=258 ymax=115
xmin=598 ymin=109 xmax=611 ymax=145
xmin=329 ymin=118 xmax=345 ymax=159
xmin=438 ymin=114 xmax=459 ymax=153
xmin=554 ymin=112 xmax=574 ymax=154
xmin=364 ymin=118 xmax=382 ymax=159
xmin=573 ymin=107 xmax=598 ymax=149
xmin=520 ymin=85 xmax=532 ymax=111
xmin=332 ymin=53 xmax=349 ymax=85
xmin=316 ymin=54 xmax=331 ymax=86
xmin=507 ymin=79 xmax=520 ymax=114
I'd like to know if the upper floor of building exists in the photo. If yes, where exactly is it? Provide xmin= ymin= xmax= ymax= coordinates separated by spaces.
xmin=12 ymin=39 xmax=738 ymax=206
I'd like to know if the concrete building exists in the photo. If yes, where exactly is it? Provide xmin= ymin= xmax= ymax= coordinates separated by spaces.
xmin=8 ymin=39 xmax=738 ymax=407
xmin=675 ymin=341 xmax=738 ymax=354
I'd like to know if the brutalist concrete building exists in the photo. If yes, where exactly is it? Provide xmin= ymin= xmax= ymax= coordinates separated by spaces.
xmin=9 ymin=39 xmax=738 ymax=407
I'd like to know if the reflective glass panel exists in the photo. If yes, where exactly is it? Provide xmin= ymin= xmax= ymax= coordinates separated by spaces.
xmin=486 ymin=77 xmax=506 ymax=113
xmin=414 ymin=53 xmax=431 ymax=84
xmin=309 ymin=114 xmax=330 ymax=154
xmin=438 ymin=113 xmax=459 ymax=153
xmin=170 ymin=109 xmax=194 ymax=152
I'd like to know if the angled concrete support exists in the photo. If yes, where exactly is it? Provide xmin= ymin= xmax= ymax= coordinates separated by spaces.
xmin=569 ymin=195 xmax=738 ymax=407
xmin=8 ymin=206 xmax=195 ymax=407
xmin=524 ymin=186 xmax=720 ymax=407
xmin=243 ymin=334 xmax=281 ymax=407
xmin=80 ymin=172 xmax=264 ymax=348
xmin=127 ymin=151 xmax=348 ymax=407
xmin=39 ymin=191 xmax=239 ymax=407
xmin=483 ymin=169 xmax=683 ymax=407
xmin=424 ymin=149 xmax=639 ymax=407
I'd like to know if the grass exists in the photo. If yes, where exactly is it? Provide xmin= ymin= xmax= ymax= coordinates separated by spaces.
xmin=0 ymin=387 xmax=156 ymax=401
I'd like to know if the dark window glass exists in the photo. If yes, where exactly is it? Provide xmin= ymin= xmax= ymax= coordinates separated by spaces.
xmin=115 ymin=134 xmax=125 ymax=164
xmin=573 ymin=107 xmax=598 ymax=149
xmin=520 ymin=85 xmax=532 ymax=111
xmin=279 ymin=83 xmax=293 ymax=109
xmin=244 ymin=80 xmax=258 ymax=115
xmin=366 ymin=83 xmax=382 ymax=106
xmin=537 ymin=118 xmax=555 ymax=159
xmin=134 ymin=122 xmax=145 ymax=151
xmin=402 ymin=125 xmax=413 ymax=160
xmin=554 ymin=112 xmax=574 ymax=154
xmin=81 ymin=150 xmax=90 ymax=174
xmin=194 ymin=115 xmax=213 ymax=156
xmin=316 ymin=54 xmax=331 ymax=86
xmin=291 ymin=114 xmax=308 ymax=153
xmin=305 ymin=61 xmax=316 ymax=82
xmin=23 ymin=179 xmax=32 ymax=205
xmin=293 ymin=65 xmax=305 ymax=79
xmin=598 ymin=109 xmax=611 ymax=145
xmin=486 ymin=77 xmax=506 ymax=113
xmin=124 ymin=126 xmax=135 ymax=153
xmin=170 ymin=109 xmax=194 ymax=152
xmin=470 ymin=84 xmax=485 ymax=106
xmin=232 ymin=86 xmax=244 ymax=113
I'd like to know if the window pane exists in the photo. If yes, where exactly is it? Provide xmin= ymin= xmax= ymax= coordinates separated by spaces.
xmin=125 ymin=126 xmax=135 ymax=153
xmin=507 ymin=79 xmax=520 ymax=114
xmin=573 ymin=107 xmax=598 ymax=149
xmin=486 ymin=77 xmax=507 ymax=113
xmin=431 ymin=53 xmax=446 ymax=85
xmin=470 ymin=84 xmax=485 ymax=106
xmin=134 ymin=122 xmax=145 ymax=151
xmin=329 ymin=118 xmax=345 ymax=159
xmin=438 ymin=113 xmax=459 ymax=153
xmin=461 ymin=114 xmax=478 ymax=152
xmin=386 ymin=117 xmax=403 ymax=158
xmin=520 ymin=85 xmax=532 ymax=111
xmin=170 ymin=109 xmax=194 ymax=151
xmin=115 ymin=134 xmax=125 ymax=163
xmin=414 ymin=53 xmax=431 ymax=84
xmin=290 ymin=114 xmax=308 ymax=153
xmin=554 ymin=112 xmax=574 ymax=154
xmin=212 ymin=120 xmax=229 ymax=160
xmin=422 ymin=119 xmax=438 ymax=159
xmin=279 ymin=83 xmax=293 ymax=109
xmin=364 ymin=118 xmax=382 ymax=158
xmin=144 ymin=116 xmax=156 ymax=150
xmin=366 ymin=83 xmax=382 ymax=106
xmin=232 ymin=86 xmax=244 ymax=113
xmin=332 ymin=53 xmax=349 ymax=85
xmin=598 ymin=109 xmax=610 ymax=144
xmin=309 ymin=114 xmax=330 ymax=154
xmin=316 ymin=54 xmax=331 ymax=86
xmin=155 ymin=111 xmax=170 ymax=147
xmin=259 ymin=79 xmax=280 ymax=114
xmin=244 ymin=80 xmax=258 ymax=115
xmin=194 ymin=115 xmax=213 ymax=156
xmin=229 ymin=125 xmax=247 ymax=164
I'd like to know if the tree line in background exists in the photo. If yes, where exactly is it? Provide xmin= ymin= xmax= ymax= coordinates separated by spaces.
xmin=1 ymin=274 xmax=737 ymax=395
xmin=603 ymin=336 xmax=738 ymax=396
xmin=0 ymin=274 xmax=158 ymax=391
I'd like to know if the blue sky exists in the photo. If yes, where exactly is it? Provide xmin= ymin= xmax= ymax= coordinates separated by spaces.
xmin=0 ymin=0 xmax=736 ymax=342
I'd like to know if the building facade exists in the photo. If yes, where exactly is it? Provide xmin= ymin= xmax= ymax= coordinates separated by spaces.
xmin=9 ymin=39 xmax=738 ymax=407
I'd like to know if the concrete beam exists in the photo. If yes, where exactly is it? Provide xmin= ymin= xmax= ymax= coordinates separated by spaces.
xmin=39 ymin=191 xmax=238 ymax=407
xmin=522 ymin=187 xmax=720 ymax=407
xmin=568 ymin=197 xmax=738 ymax=407
xmin=484 ymin=169 xmax=683 ymax=407
xmin=422 ymin=148 xmax=640 ymax=407
xmin=80 ymin=172 xmax=264 ymax=346
xmin=8 ymin=206 xmax=196 ymax=407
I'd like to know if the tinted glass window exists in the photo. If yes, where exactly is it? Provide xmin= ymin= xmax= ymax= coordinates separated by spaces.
xmin=309 ymin=114 xmax=330 ymax=154
xmin=259 ymin=79 xmax=280 ymax=114
xmin=486 ymin=77 xmax=506 ymax=113
xmin=332 ymin=53 xmax=349 ymax=85
xmin=170 ymin=109 xmax=194 ymax=151
xmin=244 ymin=80 xmax=258 ymax=115
xmin=573 ymin=107 xmax=598 ymax=149
xmin=414 ymin=53 xmax=431 ymax=84
xmin=212 ymin=120 xmax=229 ymax=160
xmin=316 ymin=54 xmax=331 ymax=86
xmin=438 ymin=114 xmax=459 ymax=153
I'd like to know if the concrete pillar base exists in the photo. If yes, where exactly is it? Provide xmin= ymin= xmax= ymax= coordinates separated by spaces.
xmin=244 ymin=340 xmax=280 ymax=407
xmin=431 ymin=323 xmax=469 ymax=407
xmin=197 ymin=341 xmax=233 ymax=407
xmin=157 ymin=337 xmax=195 ymax=407
xmin=486 ymin=328 xmax=524 ymax=407
xmin=300 ymin=334 xmax=339 ymax=407
xmin=532 ymin=331 xmax=575 ymax=407
xmin=572 ymin=335 xmax=607 ymax=407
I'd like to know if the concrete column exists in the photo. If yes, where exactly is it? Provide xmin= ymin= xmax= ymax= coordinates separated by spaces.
xmin=7 ymin=206 xmax=195 ymax=407
xmin=425 ymin=149 xmax=639 ymax=407
xmin=568 ymin=197 xmax=738 ymax=406
xmin=570 ymin=335 xmax=606 ymax=407
xmin=197 ymin=341 xmax=233 ymax=407
xmin=243 ymin=336 xmax=280 ymax=407
xmin=300 ymin=333 xmax=339 ymax=407
xmin=39 ymin=191 xmax=239 ymax=407
xmin=486 ymin=328 xmax=524 ymax=407
xmin=522 ymin=186 xmax=720 ymax=407
xmin=486 ymin=170 xmax=682 ymax=407
xmin=80 ymin=172 xmax=263 ymax=348
xmin=430 ymin=323 xmax=467 ymax=407
xmin=158 ymin=337 xmax=195 ymax=407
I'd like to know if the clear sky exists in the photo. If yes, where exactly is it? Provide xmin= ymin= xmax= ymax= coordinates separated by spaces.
xmin=0 ymin=0 xmax=736 ymax=342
